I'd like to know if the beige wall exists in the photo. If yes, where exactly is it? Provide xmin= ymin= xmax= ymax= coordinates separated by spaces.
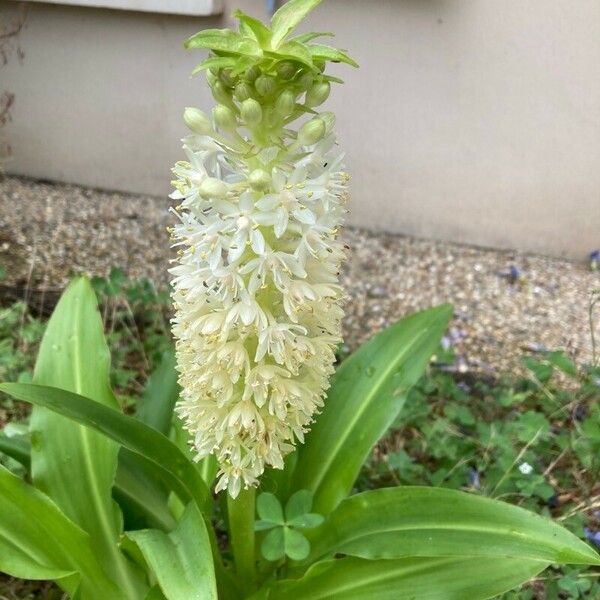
xmin=2 ymin=0 xmax=599 ymax=258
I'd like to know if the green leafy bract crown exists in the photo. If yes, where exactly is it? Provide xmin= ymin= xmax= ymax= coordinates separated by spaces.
xmin=185 ymin=0 xmax=357 ymax=92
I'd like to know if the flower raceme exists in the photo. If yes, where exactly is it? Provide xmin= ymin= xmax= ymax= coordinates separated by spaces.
xmin=169 ymin=14 xmax=355 ymax=496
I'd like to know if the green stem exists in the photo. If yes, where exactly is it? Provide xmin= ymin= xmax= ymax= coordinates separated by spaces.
xmin=228 ymin=486 xmax=257 ymax=595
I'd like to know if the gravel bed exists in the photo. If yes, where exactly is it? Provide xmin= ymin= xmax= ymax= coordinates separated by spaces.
xmin=1 ymin=175 xmax=598 ymax=374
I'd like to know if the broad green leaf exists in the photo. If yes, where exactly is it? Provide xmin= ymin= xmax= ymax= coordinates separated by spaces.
xmin=308 ymin=44 xmax=358 ymax=67
xmin=114 ymin=450 xmax=176 ymax=531
xmin=128 ymin=503 xmax=217 ymax=600
xmin=271 ymin=0 xmax=323 ymax=48
xmin=136 ymin=347 xmax=178 ymax=435
xmin=146 ymin=586 xmax=167 ymax=600
xmin=172 ymin=416 xmax=218 ymax=486
xmin=0 ymin=464 xmax=122 ymax=599
xmin=185 ymin=28 xmax=262 ymax=59
xmin=291 ymin=304 xmax=453 ymax=514
xmin=267 ymin=556 xmax=547 ymax=600
xmin=0 ymin=432 xmax=30 ymax=468
xmin=29 ymin=276 xmax=144 ymax=598
xmin=306 ymin=487 xmax=600 ymax=566
xmin=0 ymin=383 xmax=211 ymax=514
xmin=0 ymin=434 xmax=176 ymax=531
xmin=234 ymin=10 xmax=272 ymax=48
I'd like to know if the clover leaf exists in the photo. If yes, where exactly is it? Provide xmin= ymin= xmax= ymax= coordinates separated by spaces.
xmin=255 ymin=489 xmax=324 ymax=561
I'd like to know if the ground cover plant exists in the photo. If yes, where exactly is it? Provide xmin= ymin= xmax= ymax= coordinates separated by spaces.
xmin=0 ymin=1 xmax=599 ymax=598
xmin=1 ymin=272 xmax=599 ymax=598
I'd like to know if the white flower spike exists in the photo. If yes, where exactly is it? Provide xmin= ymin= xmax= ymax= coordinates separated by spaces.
xmin=170 ymin=4 xmax=357 ymax=497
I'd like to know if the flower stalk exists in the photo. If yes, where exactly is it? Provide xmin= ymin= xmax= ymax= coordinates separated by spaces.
xmin=227 ymin=486 xmax=256 ymax=593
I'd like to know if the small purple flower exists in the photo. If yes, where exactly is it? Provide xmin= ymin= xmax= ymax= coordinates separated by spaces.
xmin=584 ymin=528 xmax=600 ymax=548
xmin=457 ymin=382 xmax=471 ymax=394
xmin=502 ymin=265 xmax=525 ymax=285
xmin=591 ymin=250 xmax=600 ymax=271
xmin=468 ymin=468 xmax=481 ymax=490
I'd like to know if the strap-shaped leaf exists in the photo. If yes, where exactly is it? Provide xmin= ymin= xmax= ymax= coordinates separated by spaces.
xmin=271 ymin=0 xmax=323 ymax=48
xmin=308 ymin=44 xmax=358 ymax=67
xmin=136 ymin=347 xmax=179 ymax=435
xmin=306 ymin=487 xmax=600 ymax=566
xmin=0 ymin=464 xmax=122 ymax=599
xmin=29 ymin=276 xmax=145 ymax=597
xmin=290 ymin=304 xmax=453 ymax=514
xmin=185 ymin=28 xmax=262 ymax=59
xmin=0 ymin=434 xmax=176 ymax=531
xmin=115 ymin=450 xmax=176 ymax=531
xmin=128 ymin=504 xmax=218 ymax=600
xmin=266 ymin=555 xmax=547 ymax=600
xmin=0 ymin=383 xmax=211 ymax=515
xmin=0 ymin=432 xmax=30 ymax=468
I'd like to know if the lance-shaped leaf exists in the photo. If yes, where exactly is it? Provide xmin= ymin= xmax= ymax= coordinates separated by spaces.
xmin=271 ymin=0 xmax=323 ymax=48
xmin=0 ymin=464 xmax=123 ymax=599
xmin=28 ymin=276 xmax=144 ymax=598
xmin=0 ymin=432 xmax=30 ymax=468
xmin=136 ymin=347 xmax=179 ymax=436
xmin=0 ymin=434 xmax=176 ymax=531
xmin=128 ymin=503 xmax=218 ymax=600
xmin=306 ymin=487 xmax=600 ymax=566
xmin=1 ymin=383 xmax=211 ymax=514
xmin=115 ymin=450 xmax=176 ymax=531
xmin=290 ymin=304 xmax=453 ymax=514
xmin=266 ymin=555 xmax=548 ymax=600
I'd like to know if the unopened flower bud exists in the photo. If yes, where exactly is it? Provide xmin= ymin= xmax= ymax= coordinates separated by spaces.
xmin=234 ymin=82 xmax=253 ymax=102
xmin=319 ymin=111 xmax=336 ymax=134
xmin=248 ymin=168 xmax=271 ymax=191
xmin=241 ymin=98 xmax=262 ymax=126
xmin=183 ymin=107 xmax=212 ymax=135
xmin=299 ymin=72 xmax=314 ymax=91
xmin=211 ymin=81 xmax=232 ymax=105
xmin=245 ymin=65 xmax=261 ymax=83
xmin=213 ymin=105 xmax=237 ymax=131
xmin=305 ymin=81 xmax=330 ymax=108
xmin=199 ymin=177 xmax=228 ymax=198
xmin=255 ymin=75 xmax=276 ymax=96
xmin=275 ymin=90 xmax=295 ymax=117
xmin=277 ymin=61 xmax=297 ymax=80
xmin=219 ymin=69 xmax=235 ymax=87
xmin=298 ymin=117 xmax=326 ymax=146
xmin=206 ymin=70 xmax=218 ymax=86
